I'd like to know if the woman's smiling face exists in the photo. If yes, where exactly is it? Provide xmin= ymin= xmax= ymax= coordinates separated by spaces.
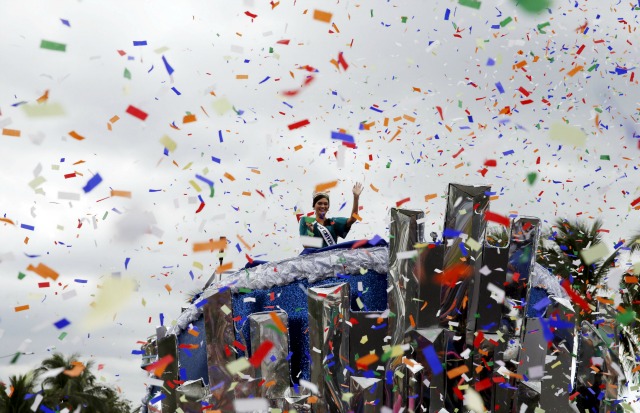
xmin=314 ymin=198 xmax=329 ymax=218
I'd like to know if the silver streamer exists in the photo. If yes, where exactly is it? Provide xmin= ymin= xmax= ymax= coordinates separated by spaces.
xmin=308 ymin=283 xmax=350 ymax=413
xmin=249 ymin=311 xmax=290 ymax=398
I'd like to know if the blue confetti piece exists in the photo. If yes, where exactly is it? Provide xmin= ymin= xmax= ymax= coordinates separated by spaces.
xmin=443 ymin=228 xmax=462 ymax=238
xmin=60 ymin=18 xmax=71 ymax=27
xmin=283 ymin=101 xmax=293 ymax=109
xmin=533 ymin=296 xmax=551 ymax=311
xmin=189 ymin=270 xmax=194 ymax=280
xmin=159 ymin=313 xmax=164 ymax=326
xmin=20 ymin=224 xmax=35 ymax=231
xmin=444 ymin=8 xmax=451 ymax=20
xmin=211 ymin=156 xmax=221 ymax=164
xmin=149 ymin=189 xmax=162 ymax=192
xmin=459 ymin=242 xmax=468 ymax=256
xmin=54 ymin=318 xmax=71 ymax=329
xmin=161 ymin=55 xmax=174 ymax=75
xmin=82 ymin=173 xmax=103 ymax=193
xmin=331 ymin=131 xmax=355 ymax=143
xmin=125 ymin=257 xmax=130 ymax=269
xmin=422 ymin=345 xmax=443 ymax=375
xmin=171 ymin=87 xmax=181 ymax=95
xmin=150 ymin=393 xmax=166 ymax=404
xmin=496 ymin=82 xmax=505 ymax=94
xmin=370 ymin=106 xmax=383 ymax=113
xmin=131 ymin=350 xmax=145 ymax=355
xmin=236 ymin=243 xmax=242 ymax=252
xmin=218 ymin=130 xmax=224 ymax=142
xmin=74 ymin=279 xmax=87 ymax=283
xmin=369 ymin=234 xmax=384 ymax=245
xmin=503 ymin=149 xmax=515 ymax=156
xmin=180 ymin=367 xmax=187 ymax=380
xmin=487 ymin=58 xmax=495 ymax=66
xmin=196 ymin=174 xmax=214 ymax=187
xmin=40 ymin=406 xmax=56 ymax=413
xmin=163 ymin=147 xmax=169 ymax=156
xmin=386 ymin=369 xmax=394 ymax=384
xmin=195 ymin=298 xmax=207 ymax=308
xmin=133 ymin=40 xmax=148 ymax=46
xmin=539 ymin=318 xmax=554 ymax=342
xmin=259 ymin=76 xmax=270 ymax=84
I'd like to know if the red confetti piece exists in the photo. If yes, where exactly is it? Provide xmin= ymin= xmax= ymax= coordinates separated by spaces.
xmin=631 ymin=196 xmax=640 ymax=207
xmin=276 ymin=39 xmax=290 ymax=45
xmin=244 ymin=11 xmax=257 ymax=19
xmin=436 ymin=106 xmax=444 ymax=121
xmin=195 ymin=202 xmax=205 ymax=213
xmin=475 ymin=378 xmax=493 ymax=392
xmin=145 ymin=354 xmax=174 ymax=377
xmin=233 ymin=340 xmax=247 ymax=352
xmin=561 ymin=280 xmax=591 ymax=313
xmin=452 ymin=147 xmax=464 ymax=158
xmin=484 ymin=159 xmax=497 ymax=167
xmin=484 ymin=211 xmax=510 ymax=227
xmin=337 ymin=52 xmax=349 ymax=70
xmin=396 ymin=197 xmax=410 ymax=207
xmin=126 ymin=105 xmax=148 ymax=121
xmin=249 ymin=340 xmax=274 ymax=368
xmin=288 ymin=119 xmax=310 ymax=130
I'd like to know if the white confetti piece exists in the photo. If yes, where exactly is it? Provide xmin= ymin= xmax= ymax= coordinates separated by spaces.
xmin=580 ymin=242 xmax=610 ymax=265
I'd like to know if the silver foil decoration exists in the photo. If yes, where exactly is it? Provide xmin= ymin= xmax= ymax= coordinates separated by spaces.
xmin=388 ymin=208 xmax=425 ymax=346
xmin=391 ymin=358 xmax=426 ymax=412
xmin=414 ymin=244 xmax=445 ymax=329
xmin=202 ymin=288 xmax=236 ymax=412
xmin=156 ymin=333 xmax=178 ymax=413
xmin=308 ymin=283 xmax=350 ymax=413
xmin=176 ymin=379 xmax=209 ymax=413
xmin=350 ymin=377 xmax=382 ymax=413
xmin=493 ymin=216 xmax=541 ymax=413
xmin=349 ymin=311 xmax=387 ymax=372
xmin=249 ymin=311 xmax=290 ymax=398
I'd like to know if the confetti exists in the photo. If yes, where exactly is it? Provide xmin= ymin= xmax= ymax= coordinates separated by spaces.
xmin=313 ymin=10 xmax=333 ymax=23
xmin=288 ymin=119 xmax=310 ymax=130
xmin=40 ymin=40 xmax=66 ymax=52
xmin=580 ymin=242 xmax=610 ymax=264
xmin=125 ymin=105 xmax=148 ymax=121
xmin=82 ymin=173 xmax=103 ymax=193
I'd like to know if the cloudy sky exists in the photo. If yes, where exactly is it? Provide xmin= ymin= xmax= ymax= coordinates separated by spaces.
xmin=1 ymin=0 xmax=639 ymax=406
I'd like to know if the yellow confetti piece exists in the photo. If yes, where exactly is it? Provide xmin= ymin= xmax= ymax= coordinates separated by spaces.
xmin=81 ymin=277 xmax=135 ymax=331
xmin=580 ymin=242 xmax=610 ymax=265
xmin=22 ymin=102 xmax=66 ymax=117
xmin=549 ymin=122 xmax=586 ymax=146
xmin=193 ymin=261 xmax=203 ymax=270
xmin=360 ymin=335 xmax=368 ymax=344
xmin=189 ymin=180 xmax=202 ymax=192
xmin=221 ymin=305 xmax=231 ymax=315
xmin=212 ymin=97 xmax=233 ymax=115
xmin=226 ymin=357 xmax=251 ymax=375
xmin=160 ymin=135 xmax=177 ymax=152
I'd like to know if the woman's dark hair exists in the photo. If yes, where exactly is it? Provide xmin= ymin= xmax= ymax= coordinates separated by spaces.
xmin=313 ymin=192 xmax=330 ymax=207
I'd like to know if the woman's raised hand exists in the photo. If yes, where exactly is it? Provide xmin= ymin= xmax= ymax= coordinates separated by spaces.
xmin=352 ymin=182 xmax=364 ymax=197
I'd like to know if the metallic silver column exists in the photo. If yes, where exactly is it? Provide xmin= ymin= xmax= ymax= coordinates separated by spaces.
xmin=157 ymin=333 xmax=178 ymax=413
xmin=202 ymin=288 xmax=236 ymax=412
xmin=308 ymin=283 xmax=350 ymax=413
xmin=350 ymin=377 xmax=383 ymax=413
xmin=249 ymin=311 xmax=290 ymax=399
xmin=176 ymin=379 xmax=209 ymax=413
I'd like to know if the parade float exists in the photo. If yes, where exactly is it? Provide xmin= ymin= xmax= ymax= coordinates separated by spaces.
xmin=139 ymin=183 xmax=634 ymax=413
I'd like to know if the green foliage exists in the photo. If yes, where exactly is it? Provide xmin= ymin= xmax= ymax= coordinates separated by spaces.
xmin=1 ymin=352 xmax=134 ymax=413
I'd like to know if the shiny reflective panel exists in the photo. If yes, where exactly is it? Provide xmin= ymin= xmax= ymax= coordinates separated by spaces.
xmin=350 ymin=377 xmax=382 ymax=413
xmin=157 ymin=333 xmax=178 ymax=413
xmin=349 ymin=311 xmax=387 ymax=372
xmin=249 ymin=311 xmax=290 ymax=398
xmin=202 ymin=288 xmax=236 ymax=412
xmin=391 ymin=359 xmax=426 ymax=413
xmin=414 ymin=244 xmax=445 ymax=329
xmin=176 ymin=379 xmax=209 ymax=413
xmin=308 ymin=283 xmax=350 ymax=413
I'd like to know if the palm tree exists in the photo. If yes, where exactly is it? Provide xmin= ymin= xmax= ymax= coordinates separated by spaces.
xmin=36 ymin=352 xmax=132 ymax=412
xmin=0 ymin=371 xmax=41 ymax=413
xmin=619 ymin=232 xmax=640 ymax=337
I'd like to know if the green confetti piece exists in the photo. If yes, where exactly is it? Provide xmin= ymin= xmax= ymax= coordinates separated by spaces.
xmin=269 ymin=47 xmax=273 ymax=53
xmin=527 ymin=172 xmax=538 ymax=185
xmin=102 ymin=211 xmax=108 ymax=220
xmin=401 ymin=16 xmax=408 ymax=23
xmin=370 ymin=9 xmax=373 ymax=17
xmin=616 ymin=309 xmax=636 ymax=325
xmin=10 ymin=352 xmax=21 ymax=364
xmin=459 ymin=0 xmax=482 ymax=9
xmin=594 ymin=107 xmax=602 ymax=113
xmin=209 ymin=184 xmax=215 ymax=198
xmin=238 ymin=287 xmax=252 ymax=294
xmin=59 ymin=332 xmax=68 ymax=340
xmin=500 ymin=17 xmax=513 ymax=27
xmin=512 ymin=0 xmax=551 ymax=13
xmin=18 ymin=272 xmax=26 ymax=280
xmin=587 ymin=63 xmax=598 ymax=72
xmin=40 ymin=40 xmax=66 ymax=52
xmin=537 ymin=22 xmax=550 ymax=33
xmin=386 ymin=162 xmax=391 ymax=168
xmin=600 ymin=155 xmax=610 ymax=160
xmin=265 ymin=324 xmax=284 ymax=335
xmin=124 ymin=68 xmax=131 ymax=79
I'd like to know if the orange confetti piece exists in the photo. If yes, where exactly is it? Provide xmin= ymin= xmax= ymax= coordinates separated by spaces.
xmin=270 ymin=311 xmax=288 ymax=333
xmin=567 ymin=65 xmax=584 ymax=77
xmin=165 ymin=284 xmax=172 ymax=293
xmin=294 ymin=144 xmax=303 ymax=151
xmin=389 ymin=129 xmax=402 ymax=142
xmin=425 ymin=194 xmax=437 ymax=201
xmin=26 ymin=263 xmax=59 ymax=281
xmin=0 ymin=217 xmax=15 ymax=225
xmin=242 ymin=191 xmax=252 ymax=196
xmin=369 ymin=184 xmax=379 ymax=192
xmin=624 ymin=276 xmax=638 ymax=283
xmin=315 ymin=180 xmax=338 ymax=193
xmin=313 ymin=9 xmax=332 ymax=23
xmin=446 ymin=364 xmax=469 ymax=379
xmin=224 ymin=172 xmax=236 ymax=181
xmin=145 ymin=354 xmax=174 ymax=377
xmin=596 ymin=296 xmax=614 ymax=305
xmin=193 ymin=239 xmax=227 ymax=252
xmin=403 ymin=114 xmax=416 ymax=122
xmin=14 ymin=305 xmax=30 ymax=312
xmin=237 ymin=234 xmax=253 ymax=251
xmin=216 ymin=262 xmax=233 ymax=274
xmin=183 ymin=114 xmax=197 ymax=123
xmin=409 ymin=314 xmax=416 ymax=328
xmin=37 ymin=89 xmax=49 ymax=103
xmin=356 ymin=353 xmax=379 ymax=370
xmin=187 ymin=329 xmax=200 ymax=337
xmin=109 ymin=115 xmax=120 ymax=123
xmin=2 ymin=128 xmax=21 ymax=137
xmin=110 ymin=190 xmax=132 ymax=198
xmin=236 ymin=74 xmax=249 ymax=79
xmin=63 ymin=361 xmax=86 ymax=377
xmin=68 ymin=131 xmax=85 ymax=141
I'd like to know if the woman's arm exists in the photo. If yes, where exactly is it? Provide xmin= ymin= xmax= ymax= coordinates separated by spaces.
xmin=346 ymin=182 xmax=363 ymax=230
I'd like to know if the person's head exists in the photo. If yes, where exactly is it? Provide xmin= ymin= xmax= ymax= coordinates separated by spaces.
xmin=313 ymin=192 xmax=330 ymax=218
